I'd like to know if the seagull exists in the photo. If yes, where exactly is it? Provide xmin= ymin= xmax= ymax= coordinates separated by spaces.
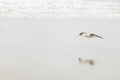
xmin=78 ymin=57 xmax=94 ymax=65
xmin=79 ymin=32 xmax=103 ymax=38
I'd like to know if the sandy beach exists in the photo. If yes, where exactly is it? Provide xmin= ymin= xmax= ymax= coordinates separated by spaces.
xmin=0 ymin=18 xmax=120 ymax=80
xmin=0 ymin=0 xmax=120 ymax=80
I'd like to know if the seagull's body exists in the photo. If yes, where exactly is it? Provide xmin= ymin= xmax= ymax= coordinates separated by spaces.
xmin=78 ymin=58 xmax=94 ymax=65
xmin=79 ymin=32 xmax=103 ymax=39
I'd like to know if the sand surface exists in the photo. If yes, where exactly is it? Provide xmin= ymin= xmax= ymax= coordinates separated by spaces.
xmin=0 ymin=18 xmax=120 ymax=80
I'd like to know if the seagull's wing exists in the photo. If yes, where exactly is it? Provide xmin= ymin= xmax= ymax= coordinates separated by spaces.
xmin=95 ymin=34 xmax=103 ymax=38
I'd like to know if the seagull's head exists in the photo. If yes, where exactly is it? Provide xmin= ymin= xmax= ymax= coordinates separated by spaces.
xmin=79 ymin=32 xmax=87 ymax=36
xmin=78 ymin=57 xmax=82 ymax=62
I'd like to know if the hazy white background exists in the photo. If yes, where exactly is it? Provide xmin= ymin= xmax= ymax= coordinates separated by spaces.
xmin=0 ymin=0 xmax=120 ymax=80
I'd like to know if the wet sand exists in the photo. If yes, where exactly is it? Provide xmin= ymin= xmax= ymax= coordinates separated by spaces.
xmin=0 ymin=18 xmax=120 ymax=80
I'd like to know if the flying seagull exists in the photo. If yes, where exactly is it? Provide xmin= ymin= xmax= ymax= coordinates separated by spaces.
xmin=78 ymin=57 xmax=94 ymax=65
xmin=79 ymin=32 xmax=103 ymax=38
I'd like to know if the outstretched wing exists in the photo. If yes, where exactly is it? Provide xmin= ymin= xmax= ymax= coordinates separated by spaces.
xmin=95 ymin=34 xmax=103 ymax=38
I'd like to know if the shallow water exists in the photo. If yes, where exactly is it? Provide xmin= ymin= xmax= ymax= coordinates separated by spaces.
xmin=0 ymin=0 xmax=120 ymax=19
